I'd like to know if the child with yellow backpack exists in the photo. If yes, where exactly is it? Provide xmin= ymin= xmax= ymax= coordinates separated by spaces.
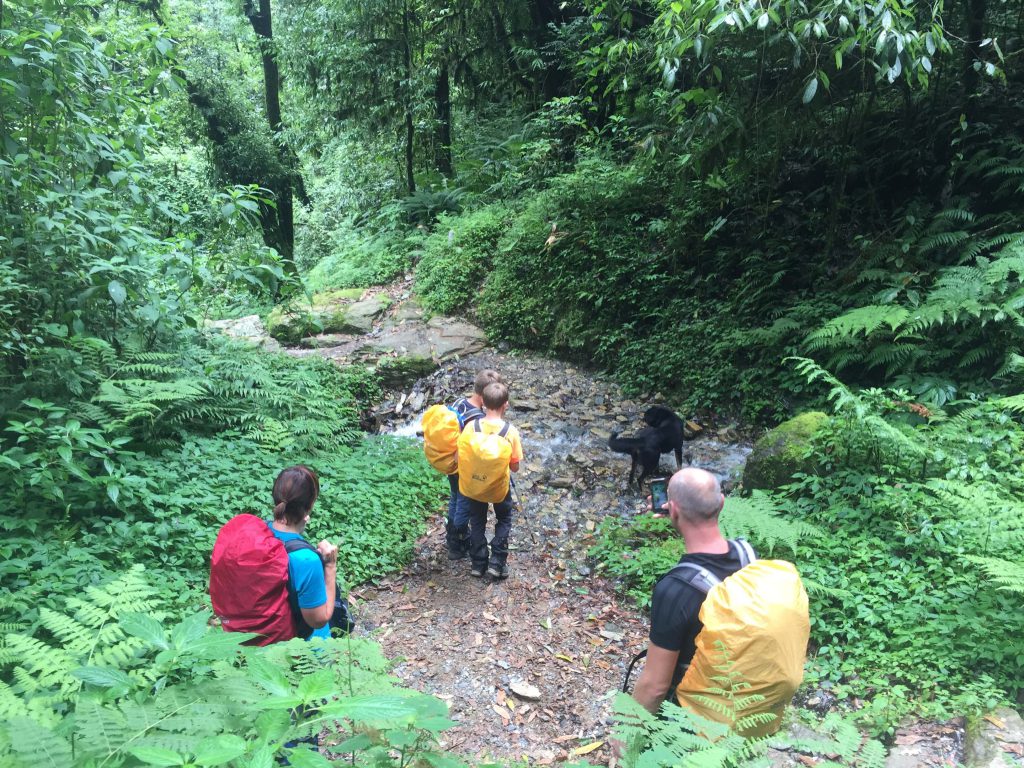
xmin=458 ymin=380 xmax=523 ymax=579
xmin=421 ymin=370 xmax=501 ymax=560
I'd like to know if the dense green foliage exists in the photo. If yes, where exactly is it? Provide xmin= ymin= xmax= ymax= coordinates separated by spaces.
xmin=5 ymin=0 xmax=1024 ymax=755
xmin=0 ymin=568 xmax=470 ymax=768
xmin=0 ymin=0 xmax=441 ymax=673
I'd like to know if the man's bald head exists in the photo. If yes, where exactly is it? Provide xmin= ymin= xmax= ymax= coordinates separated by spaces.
xmin=668 ymin=468 xmax=724 ymax=524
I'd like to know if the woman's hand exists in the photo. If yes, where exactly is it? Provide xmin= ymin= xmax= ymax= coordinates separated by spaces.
xmin=317 ymin=540 xmax=338 ymax=567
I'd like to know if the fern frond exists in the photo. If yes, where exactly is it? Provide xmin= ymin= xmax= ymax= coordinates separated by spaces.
xmin=722 ymin=492 xmax=822 ymax=555
xmin=966 ymin=556 xmax=1024 ymax=592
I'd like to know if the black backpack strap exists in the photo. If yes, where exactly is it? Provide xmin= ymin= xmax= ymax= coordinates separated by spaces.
xmin=283 ymin=538 xmax=321 ymax=640
xmin=284 ymin=538 xmax=320 ymax=558
xmin=459 ymin=407 xmax=484 ymax=429
xmin=622 ymin=648 xmax=647 ymax=693
xmin=498 ymin=421 xmax=510 ymax=439
xmin=728 ymin=537 xmax=758 ymax=567
xmin=663 ymin=562 xmax=722 ymax=594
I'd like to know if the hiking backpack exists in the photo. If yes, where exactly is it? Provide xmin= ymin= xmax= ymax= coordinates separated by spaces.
xmin=624 ymin=539 xmax=809 ymax=737
xmin=457 ymin=420 xmax=513 ymax=503
xmin=209 ymin=514 xmax=353 ymax=645
xmin=422 ymin=403 xmax=484 ymax=474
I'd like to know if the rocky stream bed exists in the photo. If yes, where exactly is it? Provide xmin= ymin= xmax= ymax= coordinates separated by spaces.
xmin=210 ymin=282 xmax=1024 ymax=767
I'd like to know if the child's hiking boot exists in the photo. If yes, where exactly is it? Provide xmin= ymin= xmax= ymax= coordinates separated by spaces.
xmin=470 ymin=565 xmax=485 ymax=578
xmin=445 ymin=523 xmax=469 ymax=560
xmin=486 ymin=564 xmax=509 ymax=579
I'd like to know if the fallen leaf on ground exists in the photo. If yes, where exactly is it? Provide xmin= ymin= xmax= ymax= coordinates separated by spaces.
xmin=510 ymin=681 xmax=541 ymax=700
xmin=571 ymin=741 xmax=604 ymax=756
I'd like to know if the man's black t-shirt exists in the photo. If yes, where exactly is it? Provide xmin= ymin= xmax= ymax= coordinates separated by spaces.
xmin=649 ymin=544 xmax=750 ymax=690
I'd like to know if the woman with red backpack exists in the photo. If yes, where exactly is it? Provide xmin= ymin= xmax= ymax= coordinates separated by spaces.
xmin=210 ymin=465 xmax=349 ymax=644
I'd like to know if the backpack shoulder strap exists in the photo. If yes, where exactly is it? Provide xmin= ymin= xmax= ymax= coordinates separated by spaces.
xmin=664 ymin=562 xmax=722 ymax=595
xmin=729 ymin=537 xmax=758 ymax=567
xmin=283 ymin=538 xmax=320 ymax=559
xmin=473 ymin=419 xmax=482 ymax=433
xmin=498 ymin=421 xmax=510 ymax=439
xmin=460 ymin=407 xmax=484 ymax=428
xmin=281 ymin=538 xmax=320 ymax=640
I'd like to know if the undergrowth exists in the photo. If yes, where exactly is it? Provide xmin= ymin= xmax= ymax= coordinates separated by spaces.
xmin=1 ymin=335 xmax=442 ymax=628
xmin=0 ymin=568 xmax=466 ymax=768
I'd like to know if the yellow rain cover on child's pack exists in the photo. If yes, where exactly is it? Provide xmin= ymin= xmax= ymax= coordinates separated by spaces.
xmin=457 ymin=420 xmax=512 ymax=503
xmin=676 ymin=560 xmax=809 ymax=737
xmin=422 ymin=405 xmax=460 ymax=474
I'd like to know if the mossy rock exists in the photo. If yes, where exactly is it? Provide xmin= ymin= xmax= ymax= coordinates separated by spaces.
xmin=266 ymin=305 xmax=320 ymax=344
xmin=742 ymin=411 xmax=829 ymax=491
xmin=319 ymin=288 xmax=365 ymax=301
xmin=329 ymin=296 xmax=391 ymax=334
xmin=376 ymin=355 xmax=437 ymax=388
xmin=267 ymin=291 xmax=388 ymax=342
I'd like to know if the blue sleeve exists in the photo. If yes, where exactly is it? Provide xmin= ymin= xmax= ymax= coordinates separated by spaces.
xmin=288 ymin=549 xmax=327 ymax=609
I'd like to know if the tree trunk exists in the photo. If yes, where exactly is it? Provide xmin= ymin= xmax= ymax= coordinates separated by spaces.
xmin=403 ymin=2 xmax=416 ymax=195
xmin=528 ymin=0 xmax=571 ymax=100
xmin=243 ymin=0 xmax=296 ymax=268
xmin=434 ymin=62 xmax=453 ymax=177
xmin=963 ymin=0 xmax=987 ymax=107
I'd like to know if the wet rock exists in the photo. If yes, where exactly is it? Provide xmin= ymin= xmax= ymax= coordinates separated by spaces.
xmin=376 ymin=356 xmax=439 ymax=388
xmin=365 ymin=317 xmax=487 ymax=361
xmin=298 ymin=333 xmax=353 ymax=348
xmin=549 ymin=477 xmax=574 ymax=489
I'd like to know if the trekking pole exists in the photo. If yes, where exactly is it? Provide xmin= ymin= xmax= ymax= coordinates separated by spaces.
xmin=510 ymin=479 xmax=538 ymax=546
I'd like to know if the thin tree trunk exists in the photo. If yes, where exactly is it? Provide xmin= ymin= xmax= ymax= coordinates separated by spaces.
xmin=403 ymin=2 xmax=416 ymax=195
xmin=434 ymin=62 xmax=453 ymax=176
xmin=243 ymin=0 xmax=296 ymax=268
xmin=963 ymin=0 xmax=987 ymax=107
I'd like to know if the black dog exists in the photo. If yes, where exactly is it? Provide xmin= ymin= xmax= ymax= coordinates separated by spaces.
xmin=608 ymin=405 xmax=687 ymax=487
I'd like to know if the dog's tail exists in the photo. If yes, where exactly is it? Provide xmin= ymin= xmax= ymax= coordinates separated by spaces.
xmin=608 ymin=432 xmax=643 ymax=454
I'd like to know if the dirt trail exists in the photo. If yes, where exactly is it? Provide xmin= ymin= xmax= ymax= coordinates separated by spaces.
xmin=345 ymin=346 xmax=751 ymax=763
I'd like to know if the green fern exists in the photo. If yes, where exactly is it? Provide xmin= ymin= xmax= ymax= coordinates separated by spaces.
xmin=964 ymin=556 xmax=1024 ymax=594
xmin=0 ymin=566 xmax=160 ymax=715
xmin=722 ymin=491 xmax=822 ymax=556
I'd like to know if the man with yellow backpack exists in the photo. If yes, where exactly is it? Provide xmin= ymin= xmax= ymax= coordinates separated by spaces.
xmin=422 ymin=370 xmax=501 ymax=560
xmin=457 ymin=380 xmax=523 ymax=579
xmin=628 ymin=467 xmax=809 ymax=737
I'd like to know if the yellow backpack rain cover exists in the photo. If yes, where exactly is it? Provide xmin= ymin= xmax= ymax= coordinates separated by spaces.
xmin=422 ymin=405 xmax=460 ymax=474
xmin=676 ymin=559 xmax=809 ymax=737
xmin=457 ymin=420 xmax=512 ymax=503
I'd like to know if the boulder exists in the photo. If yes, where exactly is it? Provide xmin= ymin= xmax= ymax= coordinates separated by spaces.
xmin=205 ymin=315 xmax=283 ymax=352
xmin=335 ymin=296 xmax=391 ymax=334
xmin=266 ymin=305 xmax=318 ymax=344
xmin=364 ymin=316 xmax=487 ymax=361
xmin=376 ymin=355 xmax=438 ymax=388
xmin=742 ymin=411 xmax=828 ymax=491
xmin=964 ymin=708 xmax=1024 ymax=768
xmin=267 ymin=290 xmax=386 ymax=342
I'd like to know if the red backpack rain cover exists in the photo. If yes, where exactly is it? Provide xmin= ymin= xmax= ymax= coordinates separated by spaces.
xmin=209 ymin=514 xmax=296 ymax=646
